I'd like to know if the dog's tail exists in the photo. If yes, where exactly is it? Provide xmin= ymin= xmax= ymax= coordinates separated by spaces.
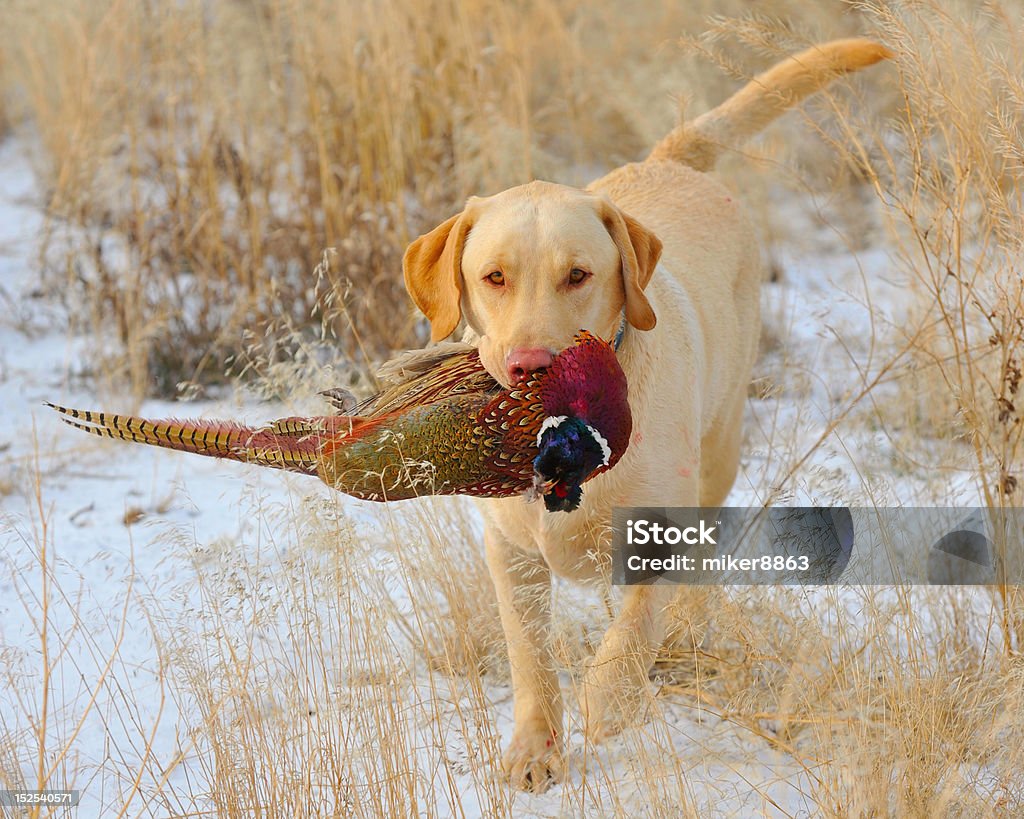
xmin=648 ymin=38 xmax=893 ymax=171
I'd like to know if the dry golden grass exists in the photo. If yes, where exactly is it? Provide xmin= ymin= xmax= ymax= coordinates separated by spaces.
xmin=0 ymin=0 xmax=879 ymax=397
xmin=838 ymin=0 xmax=1024 ymax=651
xmin=7 ymin=472 xmax=1024 ymax=816
xmin=2 ymin=0 xmax=1024 ymax=816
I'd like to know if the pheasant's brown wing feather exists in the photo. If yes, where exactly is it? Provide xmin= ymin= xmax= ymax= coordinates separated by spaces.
xmin=357 ymin=345 xmax=498 ymax=418
xmin=374 ymin=341 xmax=477 ymax=383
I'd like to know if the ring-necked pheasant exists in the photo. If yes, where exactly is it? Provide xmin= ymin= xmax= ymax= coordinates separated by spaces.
xmin=48 ymin=331 xmax=631 ymax=512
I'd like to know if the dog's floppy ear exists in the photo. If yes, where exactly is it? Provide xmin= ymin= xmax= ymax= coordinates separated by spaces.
xmin=599 ymin=200 xmax=661 ymax=331
xmin=403 ymin=205 xmax=475 ymax=342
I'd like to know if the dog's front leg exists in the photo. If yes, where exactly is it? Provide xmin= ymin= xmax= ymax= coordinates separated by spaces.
xmin=581 ymin=583 xmax=676 ymax=742
xmin=484 ymin=526 xmax=564 ymax=792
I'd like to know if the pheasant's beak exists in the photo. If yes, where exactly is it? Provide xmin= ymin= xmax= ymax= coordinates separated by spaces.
xmin=533 ymin=474 xmax=570 ymax=498
xmin=538 ymin=479 xmax=567 ymax=495
xmin=534 ymin=475 xmax=557 ymax=494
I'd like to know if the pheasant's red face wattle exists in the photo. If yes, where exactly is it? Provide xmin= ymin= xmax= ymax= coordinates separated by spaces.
xmin=537 ymin=330 xmax=632 ymax=472
xmin=528 ymin=330 xmax=633 ymax=511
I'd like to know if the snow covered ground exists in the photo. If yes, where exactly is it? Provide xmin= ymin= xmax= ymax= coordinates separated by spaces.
xmin=0 ymin=134 xmax=348 ymax=815
xmin=0 ymin=133 xmax=999 ymax=817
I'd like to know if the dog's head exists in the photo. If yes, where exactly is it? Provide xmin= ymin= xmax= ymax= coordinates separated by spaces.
xmin=403 ymin=181 xmax=661 ymax=387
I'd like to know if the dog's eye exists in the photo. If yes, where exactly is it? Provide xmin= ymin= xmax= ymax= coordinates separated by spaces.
xmin=568 ymin=268 xmax=590 ymax=286
xmin=485 ymin=270 xmax=505 ymax=286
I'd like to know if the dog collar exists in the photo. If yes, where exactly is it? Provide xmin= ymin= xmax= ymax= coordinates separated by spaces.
xmin=613 ymin=311 xmax=627 ymax=352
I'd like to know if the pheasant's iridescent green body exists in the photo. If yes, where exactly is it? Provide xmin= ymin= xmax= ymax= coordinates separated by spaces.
xmin=317 ymin=390 xmax=537 ymax=499
xmin=49 ymin=331 xmax=631 ymax=510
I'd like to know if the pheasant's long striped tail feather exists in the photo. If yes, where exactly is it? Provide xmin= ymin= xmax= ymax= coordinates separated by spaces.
xmin=46 ymin=403 xmax=337 ymax=476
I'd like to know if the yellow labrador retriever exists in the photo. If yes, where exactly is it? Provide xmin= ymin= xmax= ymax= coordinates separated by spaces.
xmin=403 ymin=39 xmax=890 ymax=790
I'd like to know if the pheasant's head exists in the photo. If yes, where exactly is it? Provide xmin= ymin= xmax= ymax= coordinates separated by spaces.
xmin=532 ymin=330 xmax=632 ymax=512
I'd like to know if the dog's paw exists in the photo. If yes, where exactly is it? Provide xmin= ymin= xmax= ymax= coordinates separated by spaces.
xmin=501 ymin=727 xmax=564 ymax=792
